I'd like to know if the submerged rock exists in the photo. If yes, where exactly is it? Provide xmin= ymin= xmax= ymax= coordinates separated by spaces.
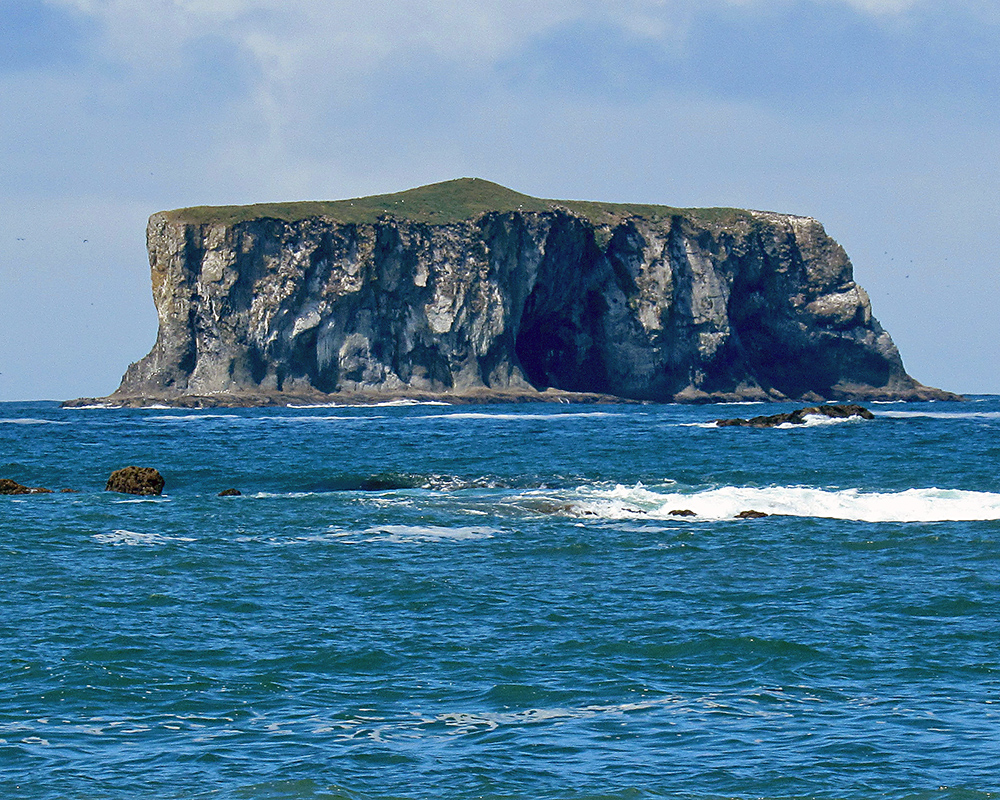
xmin=735 ymin=510 xmax=769 ymax=519
xmin=716 ymin=403 xmax=875 ymax=428
xmin=218 ymin=488 xmax=242 ymax=496
xmin=81 ymin=179 xmax=955 ymax=408
xmin=0 ymin=478 xmax=52 ymax=495
xmin=106 ymin=466 xmax=165 ymax=496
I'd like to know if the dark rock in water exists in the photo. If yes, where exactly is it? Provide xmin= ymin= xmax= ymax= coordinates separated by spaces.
xmin=59 ymin=488 xmax=78 ymax=493
xmin=716 ymin=403 xmax=875 ymax=428
xmin=669 ymin=509 xmax=697 ymax=516
xmin=72 ymin=178 xmax=957 ymax=408
xmin=106 ymin=466 xmax=165 ymax=496
xmin=0 ymin=478 xmax=52 ymax=495
xmin=218 ymin=488 xmax=242 ymax=496
xmin=735 ymin=510 xmax=769 ymax=519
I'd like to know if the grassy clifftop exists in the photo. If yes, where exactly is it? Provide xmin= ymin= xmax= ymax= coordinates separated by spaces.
xmin=163 ymin=178 xmax=753 ymax=228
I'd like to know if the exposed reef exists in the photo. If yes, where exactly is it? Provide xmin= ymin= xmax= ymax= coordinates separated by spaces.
xmin=105 ymin=466 xmax=165 ymax=496
xmin=70 ymin=178 xmax=957 ymax=407
xmin=715 ymin=403 xmax=876 ymax=428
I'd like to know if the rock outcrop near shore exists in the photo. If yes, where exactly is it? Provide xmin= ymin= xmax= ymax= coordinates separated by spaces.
xmin=95 ymin=179 xmax=953 ymax=406
xmin=716 ymin=403 xmax=876 ymax=428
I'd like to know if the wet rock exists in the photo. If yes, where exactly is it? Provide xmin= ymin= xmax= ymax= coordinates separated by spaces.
xmin=735 ymin=510 xmax=769 ymax=519
xmin=218 ymin=488 xmax=242 ymax=496
xmin=668 ymin=509 xmax=697 ymax=516
xmin=0 ymin=478 xmax=52 ymax=495
xmin=106 ymin=466 xmax=165 ymax=496
xmin=716 ymin=404 xmax=875 ymax=428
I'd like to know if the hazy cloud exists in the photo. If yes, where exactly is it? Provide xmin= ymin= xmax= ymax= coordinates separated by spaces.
xmin=1 ymin=0 xmax=998 ymax=398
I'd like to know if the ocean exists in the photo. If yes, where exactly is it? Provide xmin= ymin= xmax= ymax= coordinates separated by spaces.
xmin=2 ymin=397 xmax=999 ymax=800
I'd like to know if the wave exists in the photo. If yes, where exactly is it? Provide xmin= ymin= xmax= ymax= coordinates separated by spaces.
xmin=250 ymin=524 xmax=499 ymax=546
xmin=288 ymin=399 xmax=451 ymax=408
xmin=147 ymin=414 xmax=241 ymax=422
xmin=246 ymin=473 xmax=512 ymax=496
xmin=0 ymin=418 xmax=71 ymax=425
xmin=424 ymin=412 xmax=619 ymax=421
xmin=880 ymin=410 xmax=1000 ymax=421
xmin=93 ymin=529 xmax=194 ymax=546
xmin=539 ymin=483 xmax=1000 ymax=523
xmin=682 ymin=413 xmax=868 ymax=430
xmin=357 ymin=524 xmax=497 ymax=544
xmin=147 ymin=414 xmax=382 ymax=424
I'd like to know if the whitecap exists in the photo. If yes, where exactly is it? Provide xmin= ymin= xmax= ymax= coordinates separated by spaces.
xmin=147 ymin=414 xmax=241 ymax=422
xmin=424 ymin=412 xmax=617 ymax=421
xmin=372 ymin=399 xmax=451 ymax=407
xmin=110 ymin=497 xmax=171 ymax=504
xmin=93 ymin=530 xmax=195 ymax=546
xmin=0 ymin=418 xmax=71 ymax=425
xmin=547 ymin=483 xmax=1000 ymax=523
xmin=681 ymin=413 xmax=867 ymax=429
xmin=880 ymin=410 xmax=1000 ymax=421
xmin=359 ymin=524 xmax=497 ymax=544
xmin=258 ymin=415 xmax=382 ymax=423
xmin=776 ymin=413 xmax=867 ymax=428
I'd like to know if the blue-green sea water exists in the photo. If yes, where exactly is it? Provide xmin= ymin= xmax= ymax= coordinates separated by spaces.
xmin=3 ymin=398 xmax=1000 ymax=800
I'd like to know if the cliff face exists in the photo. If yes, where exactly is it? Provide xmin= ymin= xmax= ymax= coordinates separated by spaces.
xmin=112 ymin=179 xmax=948 ymax=404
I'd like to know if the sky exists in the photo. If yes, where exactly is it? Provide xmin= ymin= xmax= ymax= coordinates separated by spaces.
xmin=1 ymin=0 xmax=997 ymax=400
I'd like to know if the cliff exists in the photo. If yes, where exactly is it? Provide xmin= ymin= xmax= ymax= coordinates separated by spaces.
xmin=92 ymin=178 xmax=955 ymax=406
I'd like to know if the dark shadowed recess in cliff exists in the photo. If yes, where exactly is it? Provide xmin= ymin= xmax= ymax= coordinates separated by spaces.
xmin=514 ymin=216 xmax=611 ymax=393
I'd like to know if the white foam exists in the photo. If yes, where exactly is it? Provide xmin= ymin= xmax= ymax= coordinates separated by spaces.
xmin=360 ymin=524 xmax=497 ymax=543
xmin=425 ymin=412 xmax=617 ymax=421
xmin=553 ymin=483 xmax=1000 ymax=523
xmin=880 ymin=410 xmax=1000 ymax=421
xmin=372 ymin=399 xmax=451 ymax=407
xmin=266 ymin=415 xmax=382 ymax=423
xmin=147 ymin=413 xmax=380 ymax=424
xmin=110 ymin=497 xmax=171 ymax=504
xmin=147 ymin=414 xmax=240 ymax=422
xmin=777 ymin=413 xmax=866 ymax=428
xmin=0 ymin=418 xmax=71 ymax=425
xmin=93 ymin=530 xmax=195 ymax=546
xmin=683 ymin=413 xmax=867 ymax=430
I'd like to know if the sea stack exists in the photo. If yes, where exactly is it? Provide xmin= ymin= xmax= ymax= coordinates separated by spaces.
xmin=88 ymin=179 xmax=955 ymax=407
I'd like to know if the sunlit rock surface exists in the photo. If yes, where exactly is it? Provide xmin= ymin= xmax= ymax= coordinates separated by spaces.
xmin=96 ymin=179 xmax=955 ymax=406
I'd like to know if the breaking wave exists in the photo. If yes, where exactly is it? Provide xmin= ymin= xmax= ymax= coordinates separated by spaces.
xmin=0 ymin=418 xmax=71 ymax=425
xmin=880 ymin=410 xmax=1000 ymax=421
xmin=541 ymin=483 xmax=1000 ymax=523
xmin=93 ymin=530 xmax=195 ymax=546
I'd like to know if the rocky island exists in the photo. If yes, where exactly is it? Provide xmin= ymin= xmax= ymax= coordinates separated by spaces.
xmin=69 ymin=179 xmax=955 ymax=407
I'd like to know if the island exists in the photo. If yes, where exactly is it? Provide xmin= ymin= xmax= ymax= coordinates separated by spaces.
xmin=67 ymin=178 xmax=957 ymax=407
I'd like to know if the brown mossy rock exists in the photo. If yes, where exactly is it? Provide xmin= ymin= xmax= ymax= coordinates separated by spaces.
xmin=218 ymin=488 xmax=242 ymax=497
xmin=716 ymin=404 xmax=875 ymax=428
xmin=0 ymin=478 xmax=53 ymax=495
xmin=106 ymin=466 xmax=165 ymax=496
xmin=668 ymin=509 xmax=697 ymax=516
xmin=735 ymin=510 xmax=769 ymax=519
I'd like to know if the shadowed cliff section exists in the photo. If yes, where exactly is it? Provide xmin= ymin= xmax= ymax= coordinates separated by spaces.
xmin=78 ymin=178 xmax=956 ymax=407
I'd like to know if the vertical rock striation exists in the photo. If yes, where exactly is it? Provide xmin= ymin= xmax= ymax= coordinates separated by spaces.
xmin=105 ymin=179 xmax=952 ymax=405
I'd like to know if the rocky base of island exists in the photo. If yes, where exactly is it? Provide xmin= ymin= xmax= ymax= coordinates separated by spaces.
xmin=62 ymin=385 xmax=958 ymax=409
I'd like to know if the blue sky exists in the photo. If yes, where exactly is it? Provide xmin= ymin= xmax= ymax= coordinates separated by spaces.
xmin=1 ymin=0 xmax=997 ymax=400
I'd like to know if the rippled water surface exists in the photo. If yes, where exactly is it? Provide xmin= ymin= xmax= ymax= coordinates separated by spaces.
xmin=2 ymin=398 xmax=1000 ymax=800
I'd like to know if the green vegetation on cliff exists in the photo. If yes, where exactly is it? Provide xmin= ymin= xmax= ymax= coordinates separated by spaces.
xmin=163 ymin=178 xmax=753 ymax=228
